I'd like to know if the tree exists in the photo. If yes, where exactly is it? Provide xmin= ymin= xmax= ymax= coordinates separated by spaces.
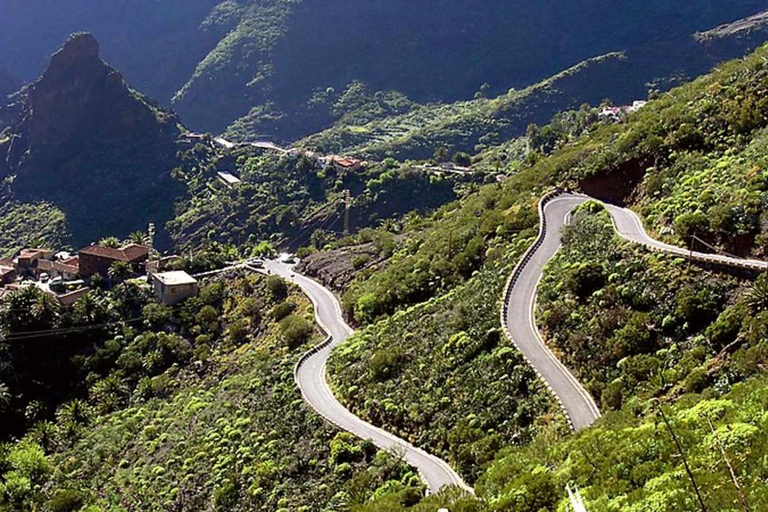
xmin=280 ymin=315 xmax=312 ymax=349
xmin=98 ymin=237 xmax=121 ymax=248
xmin=128 ymin=231 xmax=147 ymax=245
xmin=746 ymin=273 xmax=768 ymax=314
xmin=452 ymin=152 xmax=472 ymax=167
xmin=674 ymin=211 xmax=708 ymax=242
xmin=108 ymin=261 xmax=132 ymax=282
xmin=55 ymin=399 xmax=92 ymax=427
xmin=266 ymin=276 xmax=288 ymax=301
xmin=0 ymin=381 xmax=10 ymax=412
xmin=433 ymin=147 xmax=449 ymax=163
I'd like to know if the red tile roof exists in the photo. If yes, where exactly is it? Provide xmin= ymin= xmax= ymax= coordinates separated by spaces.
xmin=79 ymin=244 xmax=150 ymax=262
xmin=36 ymin=260 xmax=54 ymax=272
xmin=54 ymin=261 xmax=80 ymax=275
xmin=333 ymin=156 xmax=362 ymax=168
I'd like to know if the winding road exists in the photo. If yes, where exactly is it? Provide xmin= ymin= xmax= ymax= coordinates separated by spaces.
xmin=263 ymin=260 xmax=472 ymax=495
xmin=502 ymin=191 xmax=767 ymax=431
xmin=258 ymin=191 xmax=767 ymax=493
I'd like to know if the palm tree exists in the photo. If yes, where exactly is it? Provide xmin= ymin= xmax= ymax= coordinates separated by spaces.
xmin=90 ymin=376 xmax=129 ymax=414
xmin=30 ymin=421 xmax=59 ymax=453
xmin=0 ymin=382 xmax=11 ymax=412
xmin=98 ymin=237 xmax=121 ymax=248
xmin=56 ymin=399 xmax=93 ymax=426
xmin=128 ymin=231 xmax=147 ymax=245
xmin=108 ymin=261 xmax=133 ymax=282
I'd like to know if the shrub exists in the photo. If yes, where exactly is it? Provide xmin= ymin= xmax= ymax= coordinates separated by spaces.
xmin=47 ymin=489 xmax=84 ymax=512
xmin=272 ymin=301 xmax=297 ymax=321
xmin=280 ymin=315 xmax=312 ymax=349
xmin=567 ymin=262 xmax=606 ymax=298
xmin=267 ymin=276 xmax=288 ymax=301
xmin=674 ymin=211 xmax=708 ymax=240
xmin=352 ymin=254 xmax=371 ymax=269
xmin=369 ymin=348 xmax=404 ymax=382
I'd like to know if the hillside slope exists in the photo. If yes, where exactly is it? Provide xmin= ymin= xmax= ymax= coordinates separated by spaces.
xmin=298 ymin=23 xmax=768 ymax=161
xmin=308 ymin=41 xmax=768 ymax=510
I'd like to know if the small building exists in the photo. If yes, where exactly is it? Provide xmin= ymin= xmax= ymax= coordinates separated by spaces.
xmin=145 ymin=255 xmax=182 ymax=275
xmin=217 ymin=171 xmax=242 ymax=186
xmin=13 ymin=249 xmax=54 ymax=276
xmin=151 ymin=271 xmax=199 ymax=306
xmin=213 ymin=137 xmax=235 ymax=150
xmin=0 ymin=265 xmax=16 ymax=285
xmin=79 ymin=244 xmax=150 ymax=279
xmin=57 ymin=287 xmax=90 ymax=307
xmin=54 ymin=257 xmax=80 ymax=281
xmin=332 ymin=156 xmax=363 ymax=172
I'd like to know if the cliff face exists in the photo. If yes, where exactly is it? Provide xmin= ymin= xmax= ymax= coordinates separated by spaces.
xmin=0 ymin=33 xmax=184 ymax=248
xmin=19 ymin=34 xmax=166 ymax=148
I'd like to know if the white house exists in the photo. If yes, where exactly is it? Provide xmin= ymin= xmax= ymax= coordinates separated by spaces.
xmin=151 ymin=271 xmax=199 ymax=306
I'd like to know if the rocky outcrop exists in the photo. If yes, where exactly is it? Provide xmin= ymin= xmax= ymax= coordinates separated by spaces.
xmin=0 ymin=33 xmax=184 ymax=248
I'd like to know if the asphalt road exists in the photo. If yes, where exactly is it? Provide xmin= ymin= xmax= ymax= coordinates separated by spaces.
xmin=503 ymin=192 xmax=767 ymax=431
xmin=264 ymin=260 xmax=472 ymax=495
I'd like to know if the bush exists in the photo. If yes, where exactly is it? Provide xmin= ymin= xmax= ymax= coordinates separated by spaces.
xmin=674 ymin=211 xmax=708 ymax=240
xmin=601 ymin=381 xmax=623 ymax=410
xmin=267 ymin=276 xmax=288 ymax=301
xmin=567 ymin=262 xmax=606 ymax=298
xmin=352 ymin=254 xmax=371 ymax=270
xmin=369 ymin=348 xmax=404 ymax=382
xmin=280 ymin=315 xmax=313 ymax=349
xmin=272 ymin=301 xmax=297 ymax=321
xmin=47 ymin=489 xmax=84 ymax=512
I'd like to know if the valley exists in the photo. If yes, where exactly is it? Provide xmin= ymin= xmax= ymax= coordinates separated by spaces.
xmin=4 ymin=5 xmax=768 ymax=512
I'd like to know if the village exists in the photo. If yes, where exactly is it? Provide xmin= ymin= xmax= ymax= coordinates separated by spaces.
xmin=178 ymin=133 xmax=476 ymax=187
xmin=0 ymin=242 xmax=200 ymax=308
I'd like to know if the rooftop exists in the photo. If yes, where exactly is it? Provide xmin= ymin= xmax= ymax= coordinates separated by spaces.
xmin=80 ymin=244 xmax=150 ymax=262
xmin=152 ymin=271 xmax=198 ymax=286
xmin=217 ymin=171 xmax=242 ymax=185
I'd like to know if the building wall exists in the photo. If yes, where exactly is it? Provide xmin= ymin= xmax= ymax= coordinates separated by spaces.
xmin=153 ymin=281 xmax=199 ymax=306
xmin=78 ymin=253 xmax=114 ymax=278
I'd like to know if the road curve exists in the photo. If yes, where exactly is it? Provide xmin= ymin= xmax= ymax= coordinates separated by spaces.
xmin=264 ymin=260 xmax=472 ymax=495
xmin=502 ymin=192 xmax=768 ymax=432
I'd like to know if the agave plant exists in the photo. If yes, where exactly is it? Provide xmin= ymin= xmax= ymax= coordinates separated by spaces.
xmin=745 ymin=274 xmax=768 ymax=314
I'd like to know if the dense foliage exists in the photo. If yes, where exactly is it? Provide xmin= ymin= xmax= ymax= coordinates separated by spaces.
xmin=330 ymin=255 xmax=562 ymax=483
xmin=0 ymin=272 xmax=420 ymax=511
xmin=168 ymin=146 xmax=477 ymax=253
xmin=0 ymin=202 xmax=68 ymax=258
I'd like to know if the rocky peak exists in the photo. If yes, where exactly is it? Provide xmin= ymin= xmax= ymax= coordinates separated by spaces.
xmin=16 ymin=32 xmax=168 ymax=149
xmin=0 ymin=33 xmax=183 ymax=247
xmin=49 ymin=32 xmax=100 ymax=69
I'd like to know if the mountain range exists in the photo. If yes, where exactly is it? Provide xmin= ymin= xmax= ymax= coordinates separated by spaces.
xmin=2 ymin=0 xmax=768 ymax=141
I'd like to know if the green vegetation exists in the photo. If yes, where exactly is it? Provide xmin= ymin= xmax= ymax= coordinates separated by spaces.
xmin=339 ymin=163 xmax=548 ymax=325
xmin=0 ymin=202 xmax=68 ymax=257
xmin=321 ymin=42 xmax=768 ymax=510
xmin=0 ymin=272 xmax=419 ymax=511
xmin=537 ymin=208 xmax=749 ymax=409
xmin=168 ymin=146 xmax=478 ymax=253
xmin=330 ymin=256 xmax=563 ymax=483
xmin=298 ymin=56 xmax=625 ymax=161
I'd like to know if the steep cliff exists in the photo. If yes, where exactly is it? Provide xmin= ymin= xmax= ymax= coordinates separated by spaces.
xmin=0 ymin=33 xmax=184 ymax=250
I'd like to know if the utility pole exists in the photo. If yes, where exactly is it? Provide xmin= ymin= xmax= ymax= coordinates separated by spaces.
xmin=343 ymin=189 xmax=351 ymax=236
